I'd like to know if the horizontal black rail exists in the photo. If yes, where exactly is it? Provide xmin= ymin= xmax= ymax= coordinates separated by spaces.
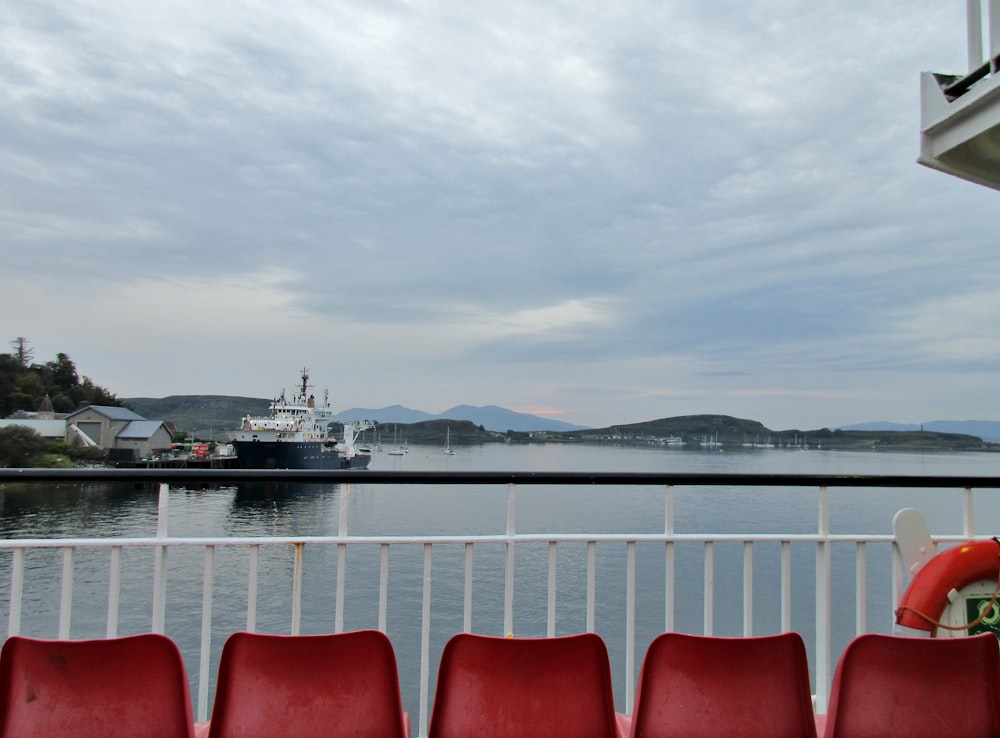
xmin=2 ymin=468 xmax=1000 ymax=488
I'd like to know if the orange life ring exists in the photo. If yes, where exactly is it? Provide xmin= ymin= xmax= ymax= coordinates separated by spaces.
xmin=895 ymin=538 xmax=1000 ymax=635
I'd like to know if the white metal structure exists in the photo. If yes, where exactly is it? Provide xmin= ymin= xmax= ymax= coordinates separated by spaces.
xmin=919 ymin=0 xmax=1000 ymax=189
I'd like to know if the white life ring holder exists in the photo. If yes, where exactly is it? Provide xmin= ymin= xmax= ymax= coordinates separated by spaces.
xmin=895 ymin=537 xmax=1000 ymax=637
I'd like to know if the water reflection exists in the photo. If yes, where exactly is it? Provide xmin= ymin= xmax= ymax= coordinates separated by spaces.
xmin=0 ymin=482 xmax=161 ymax=538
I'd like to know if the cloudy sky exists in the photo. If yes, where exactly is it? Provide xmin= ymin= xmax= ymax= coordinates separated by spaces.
xmin=2 ymin=0 xmax=997 ymax=430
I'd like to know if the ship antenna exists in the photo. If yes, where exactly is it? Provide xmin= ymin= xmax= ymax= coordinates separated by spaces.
xmin=300 ymin=367 xmax=310 ymax=400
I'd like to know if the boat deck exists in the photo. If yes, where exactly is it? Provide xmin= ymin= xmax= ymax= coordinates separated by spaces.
xmin=2 ymin=467 xmax=998 ymax=735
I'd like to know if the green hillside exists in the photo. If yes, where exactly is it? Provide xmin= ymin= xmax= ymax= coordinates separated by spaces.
xmin=375 ymin=419 xmax=494 ymax=446
xmin=802 ymin=428 xmax=987 ymax=451
xmin=571 ymin=414 xmax=770 ymax=441
xmin=124 ymin=396 xmax=269 ymax=439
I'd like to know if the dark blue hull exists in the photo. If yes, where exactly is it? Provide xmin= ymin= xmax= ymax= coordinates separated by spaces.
xmin=233 ymin=440 xmax=371 ymax=470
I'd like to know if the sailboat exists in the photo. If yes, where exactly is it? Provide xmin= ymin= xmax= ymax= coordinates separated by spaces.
xmin=443 ymin=426 xmax=456 ymax=455
xmin=387 ymin=425 xmax=408 ymax=456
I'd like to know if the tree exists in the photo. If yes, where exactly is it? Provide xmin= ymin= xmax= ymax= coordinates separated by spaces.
xmin=0 ymin=341 xmax=122 ymax=415
xmin=10 ymin=337 xmax=32 ymax=368
xmin=0 ymin=426 xmax=49 ymax=467
xmin=0 ymin=353 xmax=18 ymax=417
xmin=9 ymin=372 xmax=44 ymax=413
xmin=78 ymin=376 xmax=119 ymax=407
xmin=47 ymin=353 xmax=79 ymax=390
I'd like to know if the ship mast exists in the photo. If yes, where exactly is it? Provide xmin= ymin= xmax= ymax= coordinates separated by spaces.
xmin=299 ymin=367 xmax=310 ymax=401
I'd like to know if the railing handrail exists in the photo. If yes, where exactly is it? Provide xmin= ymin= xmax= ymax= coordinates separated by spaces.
xmin=3 ymin=467 xmax=1000 ymax=487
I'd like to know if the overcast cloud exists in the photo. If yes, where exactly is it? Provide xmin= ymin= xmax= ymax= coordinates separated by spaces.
xmin=2 ymin=0 xmax=997 ymax=430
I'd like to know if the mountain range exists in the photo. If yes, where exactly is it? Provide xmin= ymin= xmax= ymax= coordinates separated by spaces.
xmin=333 ymin=404 xmax=590 ymax=433
xmin=122 ymin=396 xmax=590 ymax=434
xmin=122 ymin=395 xmax=1000 ymax=441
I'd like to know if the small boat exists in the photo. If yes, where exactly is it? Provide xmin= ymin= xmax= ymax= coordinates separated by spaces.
xmin=228 ymin=368 xmax=374 ymax=470
xmin=443 ymin=426 xmax=456 ymax=455
xmin=387 ymin=424 xmax=408 ymax=455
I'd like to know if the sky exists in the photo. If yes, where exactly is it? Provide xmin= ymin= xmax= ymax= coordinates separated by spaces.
xmin=2 ymin=0 xmax=998 ymax=431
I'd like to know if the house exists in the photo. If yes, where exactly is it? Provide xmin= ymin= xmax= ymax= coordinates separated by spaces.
xmin=64 ymin=405 xmax=173 ymax=461
xmin=0 ymin=395 xmax=69 ymax=442
xmin=0 ymin=417 xmax=68 ymax=442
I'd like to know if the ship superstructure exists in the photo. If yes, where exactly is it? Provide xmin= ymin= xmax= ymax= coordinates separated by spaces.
xmin=228 ymin=368 xmax=374 ymax=470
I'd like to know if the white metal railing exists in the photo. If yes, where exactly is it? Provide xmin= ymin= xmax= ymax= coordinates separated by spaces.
xmin=1 ymin=470 xmax=997 ymax=735
xmin=967 ymin=0 xmax=1000 ymax=75
xmin=944 ymin=0 xmax=1000 ymax=99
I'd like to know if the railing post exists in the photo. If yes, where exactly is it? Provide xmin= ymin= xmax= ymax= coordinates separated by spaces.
xmin=963 ymin=487 xmax=975 ymax=537
xmin=992 ymin=0 xmax=1000 ymax=71
xmin=587 ymin=541 xmax=597 ymax=633
xmin=58 ymin=547 xmax=74 ymax=639
xmin=464 ymin=542 xmax=474 ymax=633
xmin=152 ymin=482 xmax=169 ymax=634
xmin=625 ymin=540 xmax=636 ymax=712
xmin=198 ymin=545 xmax=215 ymax=722
xmin=547 ymin=541 xmax=557 ymax=637
xmin=7 ymin=548 xmax=24 ymax=638
xmin=504 ymin=483 xmax=516 ymax=636
xmin=247 ymin=545 xmax=259 ymax=632
xmin=991 ymin=0 xmax=1000 ymax=71
xmin=970 ymin=0 xmax=985 ymax=71
xmin=665 ymin=485 xmax=675 ymax=633
xmin=419 ymin=542 xmax=433 ymax=738
xmin=107 ymin=545 xmax=121 ymax=637
xmin=856 ymin=542 xmax=867 ymax=635
xmin=781 ymin=540 xmax=792 ymax=632
xmin=815 ymin=485 xmax=831 ymax=714
xmin=336 ymin=483 xmax=350 ymax=633
xmin=291 ymin=542 xmax=304 ymax=635
xmin=381 ymin=543 xmax=392 ymax=634
xmin=743 ymin=540 xmax=753 ymax=636
xmin=703 ymin=541 xmax=714 ymax=635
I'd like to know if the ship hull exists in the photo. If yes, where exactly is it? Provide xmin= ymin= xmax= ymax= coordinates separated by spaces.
xmin=233 ymin=440 xmax=371 ymax=470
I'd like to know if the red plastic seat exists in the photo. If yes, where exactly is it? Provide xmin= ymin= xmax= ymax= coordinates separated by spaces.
xmin=0 ymin=633 xmax=195 ymax=738
xmin=824 ymin=632 xmax=1000 ymax=738
xmin=428 ymin=632 xmax=620 ymax=738
xmin=205 ymin=629 xmax=408 ymax=738
xmin=625 ymin=632 xmax=816 ymax=738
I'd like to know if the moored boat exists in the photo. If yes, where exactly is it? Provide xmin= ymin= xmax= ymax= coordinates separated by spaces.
xmin=228 ymin=368 xmax=374 ymax=470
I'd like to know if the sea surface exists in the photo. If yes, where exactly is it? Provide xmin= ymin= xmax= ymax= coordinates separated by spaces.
xmin=2 ymin=443 xmax=999 ymax=715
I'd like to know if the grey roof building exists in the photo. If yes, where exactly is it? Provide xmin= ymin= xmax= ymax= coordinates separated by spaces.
xmin=64 ymin=406 xmax=173 ymax=460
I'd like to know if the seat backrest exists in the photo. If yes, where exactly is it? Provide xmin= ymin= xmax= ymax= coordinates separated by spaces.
xmin=207 ymin=629 xmax=407 ymax=738
xmin=629 ymin=632 xmax=816 ymax=738
xmin=824 ymin=632 xmax=1000 ymax=738
xmin=0 ymin=633 xmax=195 ymax=738
xmin=428 ymin=632 xmax=619 ymax=738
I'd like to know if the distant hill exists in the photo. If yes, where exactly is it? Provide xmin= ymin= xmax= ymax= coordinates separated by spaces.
xmin=838 ymin=420 xmax=1000 ymax=443
xmin=566 ymin=415 xmax=988 ymax=451
xmin=123 ymin=396 xmax=269 ymax=439
xmin=575 ymin=414 xmax=771 ymax=439
xmin=334 ymin=404 xmax=589 ymax=433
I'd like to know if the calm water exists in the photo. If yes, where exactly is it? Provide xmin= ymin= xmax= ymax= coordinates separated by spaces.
xmin=2 ymin=444 xmax=1000 ymax=715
